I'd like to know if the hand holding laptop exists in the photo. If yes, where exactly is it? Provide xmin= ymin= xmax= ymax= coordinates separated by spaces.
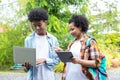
xmin=22 ymin=62 xmax=31 ymax=68
xmin=22 ymin=58 xmax=46 ymax=67
xmin=36 ymin=58 xmax=46 ymax=65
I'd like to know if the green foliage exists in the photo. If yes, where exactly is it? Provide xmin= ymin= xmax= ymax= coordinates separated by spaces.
xmin=94 ymin=33 xmax=120 ymax=47
xmin=47 ymin=15 xmax=71 ymax=49
xmin=19 ymin=0 xmax=89 ymax=50
xmin=20 ymin=0 xmax=90 ymax=72
xmin=89 ymin=1 xmax=120 ymax=33
xmin=1 ymin=0 xmax=120 ymax=71
xmin=99 ymin=44 xmax=120 ymax=69
xmin=23 ymin=0 xmax=90 ymax=49
xmin=54 ymin=62 xmax=64 ymax=73
xmin=0 ymin=24 xmax=26 ymax=70
xmin=0 ymin=0 xmax=90 ymax=71
xmin=22 ymin=0 xmax=89 ymax=21
xmin=93 ymin=33 xmax=120 ymax=69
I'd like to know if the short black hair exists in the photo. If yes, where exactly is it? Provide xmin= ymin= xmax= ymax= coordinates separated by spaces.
xmin=28 ymin=8 xmax=48 ymax=22
xmin=69 ymin=15 xmax=89 ymax=33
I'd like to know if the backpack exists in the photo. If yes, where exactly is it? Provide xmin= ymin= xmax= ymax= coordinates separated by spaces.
xmin=86 ymin=38 xmax=107 ymax=80
xmin=62 ymin=37 xmax=108 ymax=80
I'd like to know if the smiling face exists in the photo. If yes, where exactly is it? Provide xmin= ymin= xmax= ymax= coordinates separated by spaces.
xmin=32 ymin=20 xmax=47 ymax=35
xmin=69 ymin=22 xmax=82 ymax=39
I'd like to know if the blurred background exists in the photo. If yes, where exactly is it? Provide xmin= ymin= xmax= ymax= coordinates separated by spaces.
xmin=0 ymin=0 xmax=120 ymax=75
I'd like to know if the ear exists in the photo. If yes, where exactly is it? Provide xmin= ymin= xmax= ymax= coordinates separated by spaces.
xmin=79 ymin=27 xmax=82 ymax=31
xmin=44 ymin=20 xmax=47 ymax=23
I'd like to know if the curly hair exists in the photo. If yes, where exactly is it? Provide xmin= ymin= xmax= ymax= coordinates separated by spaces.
xmin=28 ymin=8 xmax=48 ymax=22
xmin=69 ymin=15 xmax=89 ymax=33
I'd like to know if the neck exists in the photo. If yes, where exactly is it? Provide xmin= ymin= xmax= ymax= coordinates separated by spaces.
xmin=36 ymin=32 xmax=47 ymax=36
xmin=76 ymin=33 xmax=84 ymax=41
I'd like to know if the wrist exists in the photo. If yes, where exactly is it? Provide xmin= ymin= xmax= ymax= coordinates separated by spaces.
xmin=44 ymin=58 xmax=46 ymax=62
xmin=78 ymin=59 xmax=82 ymax=64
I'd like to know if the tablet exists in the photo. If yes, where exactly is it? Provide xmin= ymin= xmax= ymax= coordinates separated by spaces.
xmin=13 ymin=46 xmax=36 ymax=66
xmin=56 ymin=52 xmax=73 ymax=62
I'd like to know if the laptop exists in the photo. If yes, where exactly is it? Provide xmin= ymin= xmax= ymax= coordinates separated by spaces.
xmin=56 ymin=52 xmax=73 ymax=62
xmin=13 ymin=46 xmax=36 ymax=66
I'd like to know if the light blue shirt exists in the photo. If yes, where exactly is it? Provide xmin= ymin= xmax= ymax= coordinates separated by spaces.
xmin=24 ymin=31 xmax=60 ymax=80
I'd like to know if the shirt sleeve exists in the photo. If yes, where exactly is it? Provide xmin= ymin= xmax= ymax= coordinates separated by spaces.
xmin=45 ymin=36 xmax=60 ymax=70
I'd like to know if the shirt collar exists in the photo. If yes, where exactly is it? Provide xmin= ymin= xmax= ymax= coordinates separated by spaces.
xmin=30 ymin=31 xmax=51 ymax=39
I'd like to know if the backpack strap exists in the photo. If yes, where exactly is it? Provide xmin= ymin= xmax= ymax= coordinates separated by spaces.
xmin=98 ymin=68 xmax=107 ymax=76
xmin=86 ymin=37 xmax=92 ymax=47
xmin=86 ymin=37 xmax=96 ymax=47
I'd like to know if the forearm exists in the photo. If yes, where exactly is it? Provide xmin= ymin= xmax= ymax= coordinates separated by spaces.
xmin=46 ymin=57 xmax=60 ymax=66
xmin=78 ymin=59 xmax=96 ymax=67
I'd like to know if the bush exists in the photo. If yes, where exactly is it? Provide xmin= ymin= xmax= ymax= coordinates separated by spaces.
xmin=0 ymin=26 xmax=26 ymax=70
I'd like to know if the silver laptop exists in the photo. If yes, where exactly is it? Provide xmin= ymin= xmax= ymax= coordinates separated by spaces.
xmin=13 ymin=46 xmax=36 ymax=66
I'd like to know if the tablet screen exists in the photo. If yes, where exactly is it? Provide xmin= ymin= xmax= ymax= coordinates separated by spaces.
xmin=56 ymin=52 xmax=73 ymax=62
